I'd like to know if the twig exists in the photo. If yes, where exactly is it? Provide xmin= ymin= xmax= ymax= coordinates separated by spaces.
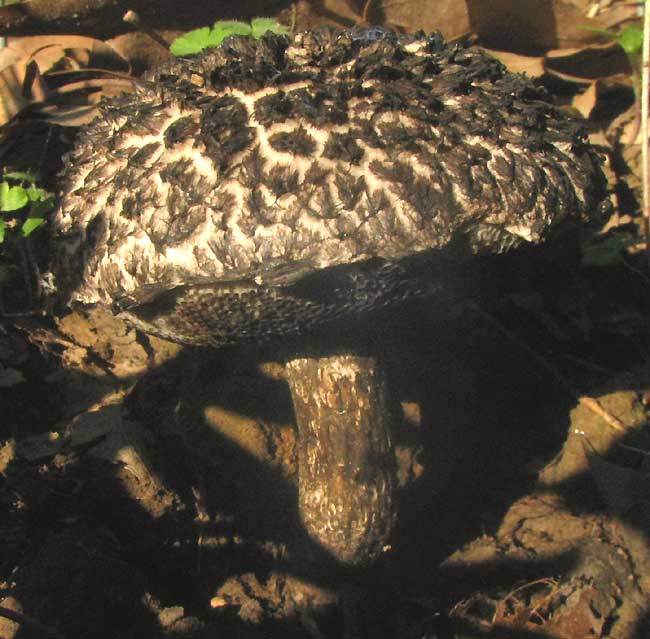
xmin=122 ymin=10 xmax=170 ymax=51
xmin=0 ymin=605 xmax=66 ymax=639
xmin=0 ymin=309 xmax=44 ymax=317
xmin=289 ymin=3 xmax=297 ymax=34
xmin=361 ymin=0 xmax=373 ymax=24
xmin=469 ymin=303 xmax=630 ymax=434
xmin=641 ymin=0 xmax=650 ymax=265
xmin=617 ymin=440 xmax=650 ymax=457
xmin=0 ymin=0 xmax=5 ymax=49
xmin=578 ymin=396 xmax=628 ymax=433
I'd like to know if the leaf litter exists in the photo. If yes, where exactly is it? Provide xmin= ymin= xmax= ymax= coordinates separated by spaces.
xmin=1 ymin=1 xmax=650 ymax=638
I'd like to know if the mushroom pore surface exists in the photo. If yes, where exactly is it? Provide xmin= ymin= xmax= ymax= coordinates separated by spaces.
xmin=50 ymin=28 xmax=609 ymax=565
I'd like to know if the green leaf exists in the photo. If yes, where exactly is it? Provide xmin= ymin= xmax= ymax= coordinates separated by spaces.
xmin=21 ymin=217 xmax=45 ymax=237
xmin=3 ymin=170 xmax=39 ymax=183
xmin=170 ymin=19 xmax=287 ymax=56
xmin=170 ymin=27 xmax=213 ymax=56
xmin=212 ymin=20 xmax=252 ymax=40
xmin=583 ymin=26 xmax=618 ymax=40
xmin=583 ymin=24 xmax=643 ymax=57
xmin=617 ymin=25 xmax=644 ymax=56
xmin=0 ymin=219 xmax=5 ymax=243
xmin=170 ymin=21 xmax=252 ymax=56
xmin=0 ymin=182 xmax=29 ymax=212
xmin=26 ymin=186 xmax=47 ymax=202
xmin=251 ymin=18 xmax=288 ymax=39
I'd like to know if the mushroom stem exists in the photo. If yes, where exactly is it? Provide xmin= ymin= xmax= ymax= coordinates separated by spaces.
xmin=285 ymin=354 xmax=395 ymax=565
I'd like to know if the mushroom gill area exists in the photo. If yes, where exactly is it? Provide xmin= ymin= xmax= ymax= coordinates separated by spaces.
xmin=49 ymin=28 xmax=609 ymax=565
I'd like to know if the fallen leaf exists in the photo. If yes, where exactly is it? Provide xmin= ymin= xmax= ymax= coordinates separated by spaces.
xmin=467 ymin=0 xmax=609 ymax=54
xmin=307 ymin=0 xmax=472 ymax=39
xmin=538 ymin=389 xmax=647 ymax=487
xmin=572 ymin=80 xmax=597 ymax=118
xmin=543 ymin=584 xmax=608 ymax=638
xmin=33 ymin=76 xmax=136 ymax=126
xmin=0 ymin=35 xmax=132 ymax=127
xmin=0 ymin=61 xmax=31 ymax=125
xmin=586 ymin=443 xmax=650 ymax=517
xmin=372 ymin=0 xmax=471 ymax=38
xmin=482 ymin=48 xmax=545 ymax=77
xmin=545 ymin=42 xmax=631 ymax=81
xmin=7 ymin=35 xmax=129 ymax=75
xmin=107 ymin=32 xmax=174 ymax=75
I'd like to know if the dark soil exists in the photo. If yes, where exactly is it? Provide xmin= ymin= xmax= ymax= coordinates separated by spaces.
xmin=1 ymin=248 xmax=650 ymax=639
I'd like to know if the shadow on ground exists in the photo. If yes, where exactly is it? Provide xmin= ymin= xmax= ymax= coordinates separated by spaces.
xmin=1 ymin=250 xmax=650 ymax=638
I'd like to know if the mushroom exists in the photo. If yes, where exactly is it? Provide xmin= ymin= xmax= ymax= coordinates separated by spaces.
xmin=49 ymin=29 xmax=608 ymax=565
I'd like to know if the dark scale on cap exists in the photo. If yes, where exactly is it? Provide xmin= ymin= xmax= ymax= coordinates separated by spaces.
xmin=268 ymin=127 xmax=317 ymax=156
xmin=128 ymin=142 xmax=162 ymax=167
xmin=254 ymin=91 xmax=294 ymax=125
xmin=334 ymin=172 xmax=365 ymax=210
xmin=200 ymin=96 xmax=253 ymax=170
xmin=164 ymin=116 xmax=199 ymax=147
xmin=265 ymin=165 xmax=300 ymax=197
xmin=50 ymin=28 xmax=609 ymax=347
xmin=323 ymin=132 xmax=364 ymax=164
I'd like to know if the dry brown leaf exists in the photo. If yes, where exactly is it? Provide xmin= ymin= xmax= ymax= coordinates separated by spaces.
xmin=0 ymin=44 xmax=21 ymax=71
xmin=0 ymin=55 xmax=52 ymax=125
xmin=566 ymin=0 xmax=593 ymax=10
xmin=294 ymin=0 xmax=611 ymax=57
xmin=538 ymin=389 xmax=647 ymax=487
xmin=542 ymin=585 xmax=608 ymax=638
xmin=482 ymin=48 xmax=545 ymax=77
xmin=7 ymin=35 xmax=129 ymax=75
xmin=0 ymin=0 xmax=112 ymax=23
xmin=107 ymin=31 xmax=174 ymax=75
xmin=586 ymin=445 xmax=650 ymax=517
xmin=467 ymin=0 xmax=608 ymax=54
xmin=494 ymin=581 xmax=609 ymax=638
xmin=572 ymin=80 xmax=598 ymax=117
xmin=369 ymin=0 xmax=471 ymax=39
xmin=307 ymin=0 xmax=472 ymax=39
xmin=570 ymin=73 xmax=635 ymax=123
xmin=545 ymin=42 xmax=631 ymax=81
xmin=0 ymin=34 xmax=131 ymax=127
xmin=0 ymin=61 xmax=31 ymax=125
xmin=586 ymin=0 xmax=641 ymax=32
xmin=34 ymin=77 xmax=136 ymax=126
xmin=63 ymin=47 xmax=92 ymax=69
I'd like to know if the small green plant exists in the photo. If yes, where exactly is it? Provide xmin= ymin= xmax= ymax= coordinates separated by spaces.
xmin=0 ymin=172 xmax=54 ymax=242
xmin=170 ymin=18 xmax=289 ymax=57
xmin=588 ymin=23 xmax=644 ymax=57
xmin=586 ymin=23 xmax=644 ymax=102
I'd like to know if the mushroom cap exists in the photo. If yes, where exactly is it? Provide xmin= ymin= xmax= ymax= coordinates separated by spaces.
xmin=51 ymin=29 xmax=608 ymax=346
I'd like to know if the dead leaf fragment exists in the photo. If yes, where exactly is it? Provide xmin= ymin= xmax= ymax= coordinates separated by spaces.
xmin=539 ymin=389 xmax=648 ymax=486
xmin=467 ymin=0 xmax=609 ymax=54
xmin=586 ymin=446 xmax=650 ymax=517
xmin=545 ymin=42 xmax=631 ymax=81
xmin=0 ymin=35 xmax=132 ymax=127
xmin=494 ymin=580 xmax=608 ymax=638
xmin=482 ymin=48 xmax=545 ymax=77
xmin=572 ymin=80 xmax=598 ymax=118
xmin=301 ymin=0 xmax=472 ymax=39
